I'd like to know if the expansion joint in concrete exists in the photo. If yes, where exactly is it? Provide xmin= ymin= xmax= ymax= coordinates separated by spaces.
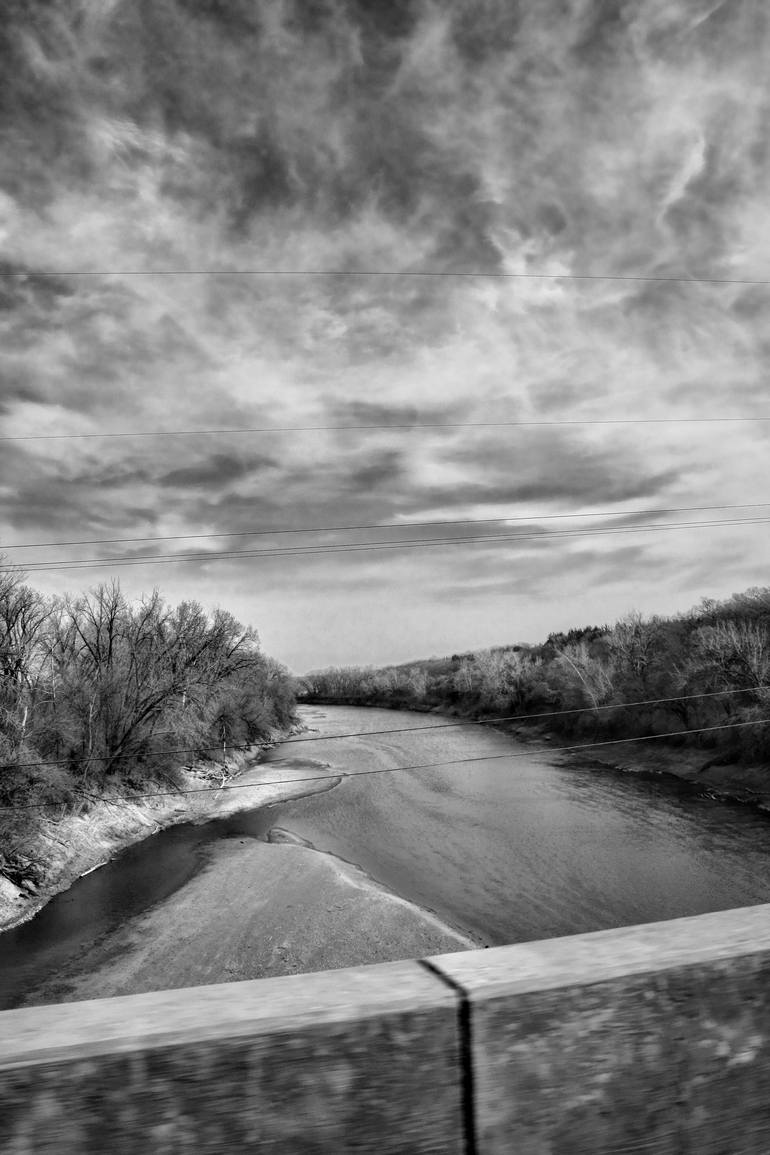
xmin=419 ymin=958 xmax=478 ymax=1155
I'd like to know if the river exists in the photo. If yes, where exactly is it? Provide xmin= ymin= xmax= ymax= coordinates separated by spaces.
xmin=267 ymin=706 xmax=770 ymax=944
xmin=3 ymin=703 xmax=770 ymax=1008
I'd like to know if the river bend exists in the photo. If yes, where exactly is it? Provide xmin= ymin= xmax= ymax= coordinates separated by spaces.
xmin=3 ymin=704 xmax=770 ymax=1007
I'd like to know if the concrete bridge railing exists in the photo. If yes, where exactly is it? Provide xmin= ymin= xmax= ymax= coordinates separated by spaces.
xmin=3 ymin=903 xmax=770 ymax=1153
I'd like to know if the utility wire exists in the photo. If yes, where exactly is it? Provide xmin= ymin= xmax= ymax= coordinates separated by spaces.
xmin=2 ymin=741 xmax=256 ymax=772
xmin=2 ymin=717 xmax=768 ymax=812
xmin=2 ymin=502 xmax=767 ymax=552
xmin=5 ymin=514 xmax=770 ymax=573
xmin=2 ymin=417 xmax=769 ymax=442
xmin=286 ymin=686 xmax=770 ymax=742
xmin=2 ymin=686 xmax=765 ymax=771
xmin=1 ymin=269 xmax=769 ymax=284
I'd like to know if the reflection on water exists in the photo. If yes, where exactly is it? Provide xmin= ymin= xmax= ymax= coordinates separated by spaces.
xmin=2 ymin=704 xmax=770 ymax=1008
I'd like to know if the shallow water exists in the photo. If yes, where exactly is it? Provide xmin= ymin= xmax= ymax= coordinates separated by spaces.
xmin=2 ymin=703 xmax=770 ymax=1008
xmin=265 ymin=705 xmax=770 ymax=946
xmin=0 ymin=808 xmax=279 ymax=1008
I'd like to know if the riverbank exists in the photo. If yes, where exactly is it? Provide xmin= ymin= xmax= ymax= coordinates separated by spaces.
xmin=0 ymin=726 xmax=331 ymax=934
xmin=554 ymin=739 xmax=770 ymax=811
xmin=493 ymin=722 xmax=770 ymax=812
xmin=6 ymin=701 xmax=770 ymax=1007
xmin=15 ymin=829 xmax=477 ymax=1007
xmin=301 ymin=698 xmax=769 ymax=814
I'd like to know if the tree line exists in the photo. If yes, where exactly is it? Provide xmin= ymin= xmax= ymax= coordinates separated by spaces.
xmin=0 ymin=568 xmax=296 ymax=846
xmin=299 ymin=586 xmax=770 ymax=764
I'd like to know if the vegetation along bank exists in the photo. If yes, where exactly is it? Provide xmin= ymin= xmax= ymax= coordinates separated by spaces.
xmin=0 ymin=566 xmax=298 ymax=930
xmin=300 ymin=587 xmax=770 ymax=810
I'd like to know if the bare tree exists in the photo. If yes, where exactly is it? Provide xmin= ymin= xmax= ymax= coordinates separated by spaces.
xmin=0 ymin=565 xmax=50 ymax=755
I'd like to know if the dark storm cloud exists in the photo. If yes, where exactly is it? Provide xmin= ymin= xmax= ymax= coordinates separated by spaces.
xmin=4 ymin=1 xmax=768 ymax=278
xmin=0 ymin=375 xmax=46 ymax=414
xmin=159 ymin=452 xmax=277 ymax=489
xmin=0 ymin=0 xmax=507 ymax=280
xmin=436 ymin=541 xmax=663 ymax=603
xmin=327 ymin=400 xmax=455 ymax=427
xmin=503 ymin=467 xmax=683 ymax=506
xmin=0 ymin=439 xmax=160 ymax=542
xmin=0 ymin=264 xmax=74 ymax=311
xmin=426 ymin=429 xmax=684 ymax=510
xmin=0 ymin=441 xmax=273 ymax=546
xmin=194 ymin=448 xmax=411 ymax=535
xmin=74 ymin=465 xmax=154 ymax=492
xmin=449 ymin=0 xmax=525 ymax=65
xmin=348 ymin=450 xmax=405 ymax=490
xmin=0 ymin=475 xmax=152 ymax=539
xmin=730 ymin=287 xmax=770 ymax=323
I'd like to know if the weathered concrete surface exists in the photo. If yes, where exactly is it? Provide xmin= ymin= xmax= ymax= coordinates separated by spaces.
xmin=0 ymin=961 xmax=463 ymax=1154
xmin=8 ymin=903 xmax=770 ymax=1153
xmin=429 ymin=903 xmax=770 ymax=1154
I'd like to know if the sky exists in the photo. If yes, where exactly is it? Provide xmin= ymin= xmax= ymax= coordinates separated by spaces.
xmin=1 ymin=0 xmax=769 ymax=673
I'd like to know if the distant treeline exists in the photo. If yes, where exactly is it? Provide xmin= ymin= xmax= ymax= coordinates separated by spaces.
xmin=300 ymin=587 xmax=770 ymax=763
xmin=0 ymin=569 xmax=296 ymax=836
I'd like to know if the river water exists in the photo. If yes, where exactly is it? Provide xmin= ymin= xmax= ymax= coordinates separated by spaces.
xmin=3 ymin=704 xmax=770 ymax=1008
xmin=269 ymin=706 xmax=770 ymax=944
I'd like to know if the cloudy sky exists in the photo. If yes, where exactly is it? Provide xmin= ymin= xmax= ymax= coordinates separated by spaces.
xmin=1 ymin=0 xmax=769 ymax=672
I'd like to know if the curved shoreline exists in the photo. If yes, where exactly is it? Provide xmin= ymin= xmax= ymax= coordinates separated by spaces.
xmin=549 ymin=741 xmax=770 ymax=815
xmin=6 ymin=702 xmax=768 ymax=976
xmin=302 ymin=699 xmax=770 ymax=815
xmin=9 ymin=815 xmax=477 ymax=1008
xmin=266 ymin=826 xmax=481 ymax=949
xmin=0 ymin=727 xmax=335 ymax=935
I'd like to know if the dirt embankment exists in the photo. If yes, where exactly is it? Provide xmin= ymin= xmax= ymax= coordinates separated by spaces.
xmin=554 ymin=739 xmax=770 ymax=811
xmin=481 ymin=719 xmax=770 ymax=811
xmin=0 ymin=727 xmax=321 ymax=934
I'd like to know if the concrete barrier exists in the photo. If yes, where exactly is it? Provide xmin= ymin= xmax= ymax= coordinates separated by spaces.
xmin=3 ymin=904 xmax=770 ymax=1152
xmin=0 ymin=959 xmax=463 ymax=1154
xmin=429 ymin=903 xmax=770 ymax=1154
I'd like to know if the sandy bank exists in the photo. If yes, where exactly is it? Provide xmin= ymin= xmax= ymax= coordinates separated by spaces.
xmin=0 ymin=732 xmax=337 ymax=934
xmin=17 ymin=834 xmax=477 ymax=1006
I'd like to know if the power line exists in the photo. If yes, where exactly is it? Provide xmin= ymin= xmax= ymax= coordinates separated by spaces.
xmin=5 ymin=514 xmax=770 ymax=573
xmin=287 ymin=687 xmax=770 ymax=742
xmin=2 ymin=686 xmax=765 ymax=771
xmin=2 ymin=740 xmax=254 ymax=772
xmin=2 ymin=417 xmax=769 ymax=442
xmin=2 ymin=502 xmax=767 ymax=552
xmin=2 ymin=716 xmax=768 ymax=812
xmin=11 ymin=514 xmax=770 ymax=571
xmin=1 ymin=269 xmax=769 ymax=284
